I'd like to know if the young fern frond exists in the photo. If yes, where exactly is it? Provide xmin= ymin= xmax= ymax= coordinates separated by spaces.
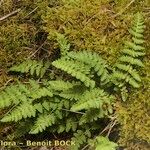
xmin=112 ymin=12 xmax=145 ymax=90
xmin=10 ymin=60 xmax=51 ymax=77
xmin=52 ymin=58 xmax=95 ymax=88
xmin=68 ymin=50 xmax=109 ymax=84
xmin=56 ymin=33 xmax=70 ymax=56
xmin=29 ymin=113 xmax=56 ymax=134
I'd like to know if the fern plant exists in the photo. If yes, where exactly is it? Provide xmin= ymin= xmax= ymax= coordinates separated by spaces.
xmin=0 ymin=38 xmax=114 ymax=150
xmin=0 ymin=12 xmax=145 ymax=150
xmin=9 ymin=59 xmax=51 ymax=78
xmin=112 ymin=12 xmax=145 ymax=101
xmin=112 ymin=12 xmax=145 ymax=88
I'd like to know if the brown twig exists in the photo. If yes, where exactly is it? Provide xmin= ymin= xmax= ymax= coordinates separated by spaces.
xmin=23 ymin=7 xmax=38 ymax=19
xmin=107 ymin=119 xmax=117 ymax=137
xmin=0 ymin=8 xmax=21 ymax=21
xmin=27 ymin=40 xmax=47 ymax=59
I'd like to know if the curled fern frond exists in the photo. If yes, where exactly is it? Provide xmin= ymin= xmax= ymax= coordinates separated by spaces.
xmin=29 ymin=113 xmax=55 ymax=134
xmin=68 ymin=50 xmax=109 ymax=84
xmin=9 ymin=60 xmax=51 ymax=77
xmin=52 ymin=58 xmax=95 ymax=88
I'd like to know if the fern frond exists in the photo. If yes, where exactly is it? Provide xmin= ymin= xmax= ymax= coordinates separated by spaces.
xmin=89 ymin=136 xmax=118 ymax=150
xmin=132 ymin=37 xmax=145 ymax=44
xmin=79 ymin=109 xmax=111 ymax=125
xmin=122 ymin=49 xmax=145 ymax=57
xmin=29 ymin=113 xmax=55 ymax=134
xmin=129 ymin=12 xmax=145 ymax=37
xmin=68 ymin=51 xmax=109 ymax=83
xmin=112 ymin=12 xmax=145 ymax=90
xmin=71 ymin=88 xmax=114 ymax=111
xmin=125 ymin=41 xmax=145 ymax=51
xmin=9 ymin=60 xmax=51 ymax=77
xmin=1 ymin=103 xmax=36 ymax=122
xmin=42 ymin=101 xmax=51 ymax=111
xmin=118 ymin=56 xmax=144 ymax=67
xmin=0 ymin=80 xmax=53 ymax=109
xmin=27 ymin=80 xmax=53 ymax=99
xmin=56 ymin=117 xmax=78 ymax=133
xmin=59 ymin=85 xmax=85 ymax=100
xmin=129 ymin=29 xmax=143 ymax=38
xmin=52 ymin=58 xmax=95 ymax=88
xmin=70 ymin=130 xmax=88 ymax=150
xmin=115 ymin=64 xmax=141 ymax=82
xmin=0 ymin=84 xmax=27 ymax=108
xmin=112 ymin=71 xmax=140 ymax=88
xmin=56 ymin=33 xmax=70 ymax=56
xmin=47 ymin=80 xmax=76 ymax=91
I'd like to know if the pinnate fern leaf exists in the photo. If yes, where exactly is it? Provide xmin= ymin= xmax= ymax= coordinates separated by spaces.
xmin=70 ymin=130 xmax=88 ymax=150
xmin=52 ymin=58 xmax=95 ymax=88
xmin=112 ymin=12 xmax=145 ymax=91
xmin=47 ymin=80 xmax=76 ymax=91
xmin=71 ymin=88 xmax=114 ymax=111
xmin=56 ymin=33 xmax=70 ymax=56
xmin=68 ymin=50 xmax=109 ymax=83
xmin=29 ymin=113 xmax=55 ymax=134
xmin=1 ymin=103 xmax=36 ymax=122
xmin=89 ymin=136 xmax=118 ymax=150
xmin=9 ymin=60 xmax=51 ymax=77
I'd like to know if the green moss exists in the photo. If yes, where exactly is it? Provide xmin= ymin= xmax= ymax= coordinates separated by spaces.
xmin=116 ymin=88 xmax=150 ymax=142
xmin=41 ymin=0 xmax=130 ymax=62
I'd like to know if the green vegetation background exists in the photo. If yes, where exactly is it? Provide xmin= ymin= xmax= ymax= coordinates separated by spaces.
xmin=0 ymin=0 xmax=150 ymax=149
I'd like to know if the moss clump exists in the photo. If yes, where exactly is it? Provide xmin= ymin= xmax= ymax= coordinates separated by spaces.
xmin=42 ymin=0 xmax=132 ymax=61
xmin=116 ymin=89 xmax=150 ymax=142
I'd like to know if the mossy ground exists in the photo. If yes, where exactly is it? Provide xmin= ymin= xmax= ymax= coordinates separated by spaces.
xmin=0 ymin=0 xmax=150 ymax=149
